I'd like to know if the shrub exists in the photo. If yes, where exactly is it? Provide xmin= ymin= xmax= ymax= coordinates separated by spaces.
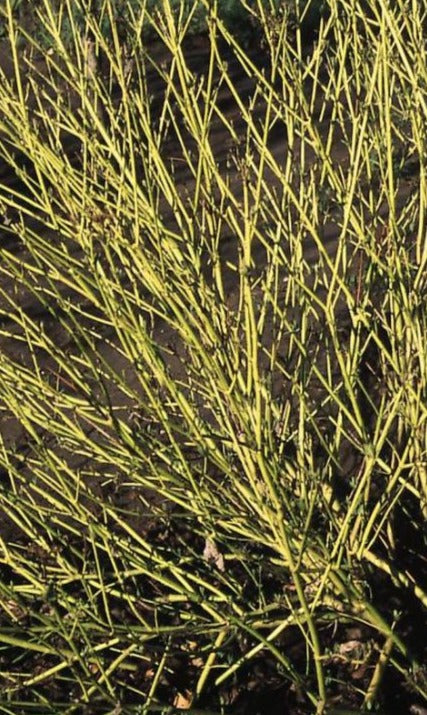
xmin=0 ymin=0 xmax=426 ymax=712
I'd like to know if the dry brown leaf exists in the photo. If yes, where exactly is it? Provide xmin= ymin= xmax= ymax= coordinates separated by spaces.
xmin=173 ymin=689 xmax=193 ymax=710
xmin=203 ymin=538 xmax=225 ymax=572
xmin=339 ymin=640 xmax=363 ymax=656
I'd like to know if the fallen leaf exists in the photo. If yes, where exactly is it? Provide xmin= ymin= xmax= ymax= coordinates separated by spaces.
xmin=173 ymin=689 xmax=193 ymax=710
xmin=339 ymin=640 xmax=363 ymax=656
xmin=203 ymin=538 xmax=225 ymax=572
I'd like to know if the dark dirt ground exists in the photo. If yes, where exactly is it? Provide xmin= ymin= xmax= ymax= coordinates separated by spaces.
xmin=0 ymin=24 xmax=426 ymax=715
